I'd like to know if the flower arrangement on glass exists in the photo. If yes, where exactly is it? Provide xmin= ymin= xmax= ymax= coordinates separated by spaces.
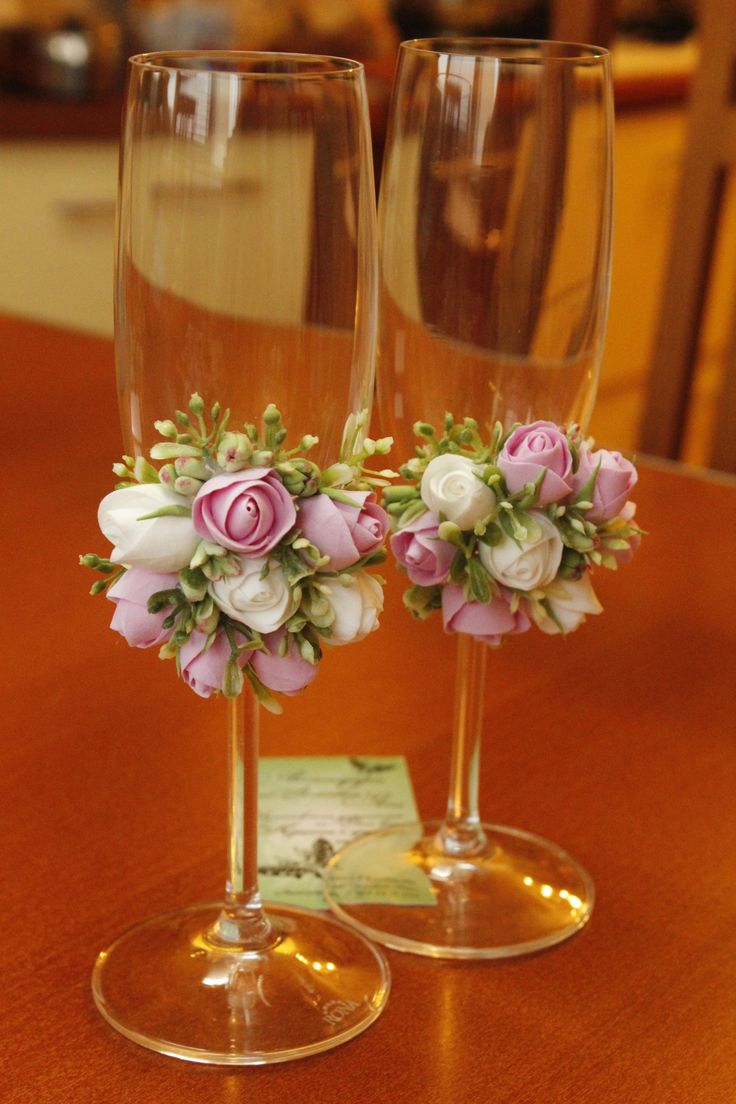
xmin=84 ymin=51 xmax=391 ymax=1064
xmin=388 ymin=417 xmax=639 ymax=641
xmin=86 ymin=399 xmax=391 ymax=711
xmin=322 ymin=38 xmax=631 ymax=959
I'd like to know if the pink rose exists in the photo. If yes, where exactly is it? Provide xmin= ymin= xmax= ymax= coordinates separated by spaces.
xmin=572 ymin=445 xmax=638 ymax=523
xmin=192 ymin=468 xmax=296 ymax=556
xmin=498 ymin=421 xmax=573 ymax=505
xmin=296 ymin=491 xmax=389 ymax=571
xmin=179 ymin=630 xmax=252 ymax=699
xmin=442 ymin=585 xmax=530 ymax=645
xmin=250 ymin=629 xmax=318 ymax=695
xmin=107 ymin=567 xmax=178 ymax=648
xmin=390 ymin=510 xmax=454 ymax=586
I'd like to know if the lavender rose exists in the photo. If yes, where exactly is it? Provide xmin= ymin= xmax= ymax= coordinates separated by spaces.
xmin=251 ymin=629 xmax=318 ymax=695
xmin=107 ymin=568 xmax=178 ymax=648
xmin=479 ymin=511 xmax=563 ymax=591
xmin=497 ymin=421 xmax=573 ymax=505
xmin=391 ymin=510 xmax=454 ymax=587
xmin=572 ymin=445 xmax=638 ymax=523
xmin=297 ymin=491 xmax=389 ymax=571
xmin=442 ymin=586 xmax=530 ymax=645
xmin=192 ymin=468 xmax=296 ymax=556
xmin=179 ymin=631 xmax=252 ymax=699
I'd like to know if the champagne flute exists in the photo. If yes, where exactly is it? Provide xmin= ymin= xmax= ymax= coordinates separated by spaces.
xmin=323 ymin=38 xmax=614 ymax=958
xmin=92 ymin=51 xmax=389 ymax=1063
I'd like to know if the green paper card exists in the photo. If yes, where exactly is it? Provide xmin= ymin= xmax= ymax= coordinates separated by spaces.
xmin=258 ymin=756 xmax=435 ymax=909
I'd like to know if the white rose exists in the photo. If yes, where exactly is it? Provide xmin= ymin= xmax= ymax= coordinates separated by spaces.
xmin=210 ymin=556 xmax=297 ymax=633
xmin=98 ymin=483 xmax=200 ymax=572
xmin=538 ymin=574 xmax=603 ymax=635
xmin=420 ymin=454 xmax=496 ymax=530
xmin=323 ymin=571 xmax=384 ymax=645
xmin=479 ymin=511 xmax=563 ymax=591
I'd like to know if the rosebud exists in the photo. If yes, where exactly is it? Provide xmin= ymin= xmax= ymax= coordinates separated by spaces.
xmin=216 ymin=431 xmax=252 ymax=471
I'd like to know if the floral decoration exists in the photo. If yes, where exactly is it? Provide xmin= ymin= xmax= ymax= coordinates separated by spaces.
xmin=385 ymin=416 xmax=641 ymax=644
xmin=82 ymin=395 xmax=393 ymax=712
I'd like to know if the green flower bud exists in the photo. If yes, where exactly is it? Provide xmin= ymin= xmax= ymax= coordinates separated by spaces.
xmin=250 ymin=450 xmax=273 ymax=467
xmin=189 ymin=393 xmax=205 ymax=415
xmin=263 ymin=404 xmax=281 ymax=426
xmin=154 ymin=419 xmax=178 ymax=439
xmin=216 ymin=431 xmax=252 ymax=471
xmin=179 ymin=567 xmax=209 ymax=602
xmin=195 ymin=604 xmax=220 ymax=635
xmin=158 ymin=463 xmax=176 ymax=488
xmin=174 ymin=456 xmax=209 ymax=480
xmin=171 ymin=471 xmax=194 ymax=492
xmin=438 ymin=521 xmax=464 ymax=546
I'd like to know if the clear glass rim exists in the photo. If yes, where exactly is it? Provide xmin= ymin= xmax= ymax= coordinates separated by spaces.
xmin=400 ymin=36 xmax=610 ymax=64
xmin=128 ymin=50 xmax=364 ymax=79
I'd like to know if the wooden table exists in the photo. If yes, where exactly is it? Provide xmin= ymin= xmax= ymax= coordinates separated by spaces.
xmin=2 ymin=314 xmax=735 ymax=1103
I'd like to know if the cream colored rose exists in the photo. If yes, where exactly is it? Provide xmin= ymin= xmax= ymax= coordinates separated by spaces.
xmin=479 ymin=511 xmax=563 ymax=591
xmin=210 ymin=556 xmax=297 ymax=634
xmin=538 ymin=574 xmax=603 ymax=635
xmin=98 ymin=483 xmax=199 ymax=573
xmin=322 ymin=571 xmax=384 ymax=645
xmin=420 ymin=454 xmax=496 ymax=530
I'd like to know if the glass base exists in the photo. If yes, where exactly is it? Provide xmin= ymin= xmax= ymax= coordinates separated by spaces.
xmin=322 ymin=821 xmax=594 ymax=960
xmin=91 ymin=902 xmax=390 ymax=1064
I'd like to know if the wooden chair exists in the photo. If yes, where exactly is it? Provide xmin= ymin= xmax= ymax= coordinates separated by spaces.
xmin=639 ymin=1 xmax=736 ymax=472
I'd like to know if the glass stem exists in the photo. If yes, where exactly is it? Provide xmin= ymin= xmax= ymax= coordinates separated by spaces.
xmin=437 ymin=634 xmax=489 ymax=857
xmin=211 ymin=691 xmax=275 ymax=949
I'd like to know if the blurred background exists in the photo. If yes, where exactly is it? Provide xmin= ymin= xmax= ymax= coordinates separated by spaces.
xmin=1 ymin=1 xmax=733 ymax=471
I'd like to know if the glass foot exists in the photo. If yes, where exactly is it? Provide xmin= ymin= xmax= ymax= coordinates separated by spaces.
xmin=322 ymin=821 xmax=594 ymax=960
xmin=92 ymin=902 xmax=390 ymax=1064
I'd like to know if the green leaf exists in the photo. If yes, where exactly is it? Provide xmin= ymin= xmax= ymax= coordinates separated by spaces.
xmin=149 ymin=442 xmax=202 ymax=460
xmin=222 ymin=657 xmax=244 ymax=698
xmin=468 ymin=557 xmax=491 ymax=604
xmin=244 ymin=665 xmax=283 ymax=714
xmin=137 ymin=504 xmax=192 ymax=521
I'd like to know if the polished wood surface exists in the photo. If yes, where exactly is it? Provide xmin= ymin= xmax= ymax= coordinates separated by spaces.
xmin=2 ymin=313 xmax=735 ymax=1102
